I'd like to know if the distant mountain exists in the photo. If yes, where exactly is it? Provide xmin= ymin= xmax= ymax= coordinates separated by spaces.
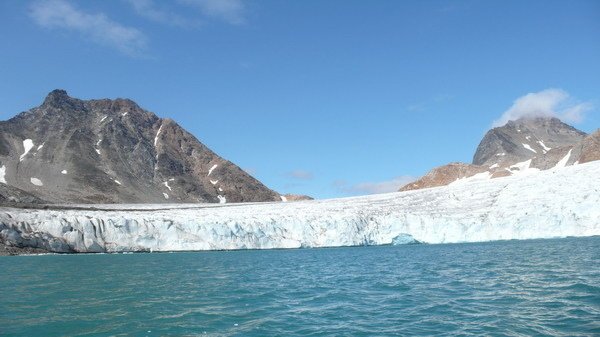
xmin=401 ymin=117 xmax=599 ymax=191
xmin=472 ymin=117 xmax=586 ymax=167
xmin=0 ymin=90 xmax=281 ymax=203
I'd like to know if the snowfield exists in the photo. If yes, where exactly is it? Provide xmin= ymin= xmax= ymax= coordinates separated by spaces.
xmin=1 ymin=161 xmax=599 ymax=253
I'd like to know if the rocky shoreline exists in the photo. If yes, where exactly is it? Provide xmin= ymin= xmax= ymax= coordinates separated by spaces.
xmin=0 ymin=241 xmax=50 ymax=256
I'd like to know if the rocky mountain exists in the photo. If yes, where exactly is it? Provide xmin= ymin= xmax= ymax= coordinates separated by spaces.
xmin=401 ymin=117 xmax=598 ymax=191
xmin=280 ymin=194 xmax=314 ymax=202
xmin=472 ymin=117 xmax=586 ymax=167
xmin=0 ymin=90 xmax=281 ymax=204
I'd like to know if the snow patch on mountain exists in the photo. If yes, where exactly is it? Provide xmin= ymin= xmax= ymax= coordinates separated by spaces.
xmin=538 ymin=140 xmax=551 ymax=152
xmin=522 ymin=143 xmax=537 ymax=153
xmin=20 ymin=139 xmax=34 ymax=161
xmin=0 ymin=165 xmax=6 ymax=184
xmin=554 ymin=149 xmax=572 ymax=169
xmin=208 ymin=164 xmax=218 ymax=176
xmin=154 ymin=123 xmax=163 ymax=147
xmin=30 ymin=178 xmax=43 ymax=186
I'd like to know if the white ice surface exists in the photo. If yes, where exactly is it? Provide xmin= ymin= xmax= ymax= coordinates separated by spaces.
xmin=2 ymin=161 xmax=600 ymax=253
xmin=20 ymin=139 xmax=34 ymax=161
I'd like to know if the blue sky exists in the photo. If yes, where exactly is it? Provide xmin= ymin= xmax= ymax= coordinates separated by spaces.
xmin=1 ymin=0 xmax=599 ymax=199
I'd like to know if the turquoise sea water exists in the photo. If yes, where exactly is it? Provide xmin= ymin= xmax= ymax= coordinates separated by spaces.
xmin=1 ymin=237 xmax=599 ymax=336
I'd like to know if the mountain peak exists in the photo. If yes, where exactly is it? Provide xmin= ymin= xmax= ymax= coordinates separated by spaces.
xmin=41 ymin=89 xmax=85 ymax=111
xmin=473 ymin=116 xmax=586 ymax=166
xmin=43 ymin=89 xmax=70 ymax=105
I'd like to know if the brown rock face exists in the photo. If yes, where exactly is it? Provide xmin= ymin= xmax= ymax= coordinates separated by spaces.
xmin=0 ymin=90 xmax=280 ymax=204
xmin=577 ymin=130 xmax=600 ymax=164
xmin=399 ymin=163 xmax=486 ymax=192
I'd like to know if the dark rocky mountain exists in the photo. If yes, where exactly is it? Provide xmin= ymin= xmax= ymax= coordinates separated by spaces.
xmin=0 ymin=90 xmax=281 ymax=204
xmin=401 ymin=117 xmax=598 ymax=192
xmin=472 ymin=117 xmax=586 ymax=167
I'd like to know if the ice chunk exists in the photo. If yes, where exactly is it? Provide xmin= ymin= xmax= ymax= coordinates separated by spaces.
xmin=114 ymin=180 xmax=122 ymax=185
xmin=392 ymin=234 xmax=419 ymax=245
xmin=61 ymin=170 xmax=68 ymax=175
xmin=163 ymin=193 xmax=169 ymax=199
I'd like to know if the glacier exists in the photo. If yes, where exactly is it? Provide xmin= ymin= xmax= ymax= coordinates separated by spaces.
xmin=1 ymin=161 xmax=599 ymax=253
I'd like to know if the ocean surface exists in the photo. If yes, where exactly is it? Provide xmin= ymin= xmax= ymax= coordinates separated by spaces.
xmin=1 ymin=237 xmax=599 ymax=336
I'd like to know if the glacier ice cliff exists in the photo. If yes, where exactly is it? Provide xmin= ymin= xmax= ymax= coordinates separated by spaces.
xmin=1 ymin=161 xmax=599 ymax=253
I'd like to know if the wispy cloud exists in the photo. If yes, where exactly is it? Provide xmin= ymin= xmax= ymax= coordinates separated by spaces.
xmin=406 ymin=93 xmax=454 ymax=113
xmin=334 ymin=176 xmax=415 ymax=196
xmin=29 ymin=0 xmax=147 ymax=56
xmin=126 ymin=0 xmax=196 ymax=27
xmin=493 ymin=89 xmax=593 ymax=127
xmin=178 ymin=0 xmax=245 ymax=25
xmin=286 ymin=170 xmax=314 ymax=180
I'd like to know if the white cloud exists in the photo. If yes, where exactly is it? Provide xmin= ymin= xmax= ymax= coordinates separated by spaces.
xmin=30 ymin=0 xmax=147 ymax=56
xmin=286 ymin=170 xmax=314 ymax=180
xmin=179 ymin=0 xmax=245 ymax=25
xmin=126 ymin=0 xmax=196 ymax=27
xmin=493 ymin=89 xmax=593 ymax=127
xmin=334 ymin=176 xmax=415 ymax=196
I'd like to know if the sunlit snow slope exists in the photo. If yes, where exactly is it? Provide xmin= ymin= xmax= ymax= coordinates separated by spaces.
xmin=1 ymin=161 xmax=599 ymax=253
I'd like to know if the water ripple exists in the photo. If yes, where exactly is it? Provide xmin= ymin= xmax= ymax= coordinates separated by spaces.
xmin=1 ymin=236 xmax=599 ymax=336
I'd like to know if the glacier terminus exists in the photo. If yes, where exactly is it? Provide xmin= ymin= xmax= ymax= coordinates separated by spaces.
xmin=1 ymin=161 xmax=599 ymax=253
